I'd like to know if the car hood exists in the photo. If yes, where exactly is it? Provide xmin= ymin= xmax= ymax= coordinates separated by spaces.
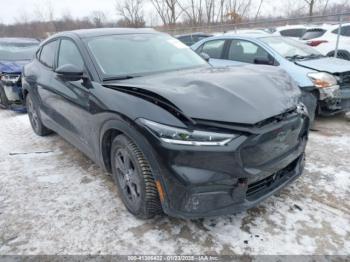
xmin=105 ymin=65 xmax=300 ymax=125
xmin=295 ymin=57 xmax=350 ymax=74
xmin=0 ymin=60 xmax=29 ymax=74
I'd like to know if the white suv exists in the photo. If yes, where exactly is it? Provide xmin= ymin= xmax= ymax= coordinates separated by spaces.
xmin=301 ymin=23 xmax=350 ymax=60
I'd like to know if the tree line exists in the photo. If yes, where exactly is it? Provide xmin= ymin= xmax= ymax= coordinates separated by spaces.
xmin=0 ymin=0 xmax=349 ymax=38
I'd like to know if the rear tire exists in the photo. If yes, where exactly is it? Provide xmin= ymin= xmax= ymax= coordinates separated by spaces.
xmin=26 ymin=93 xmax=52 ymax=136
xmin=111 ymin=134 xmax=162 ymax=219
xmin=0 ymin=84 xmax=9 ymax=109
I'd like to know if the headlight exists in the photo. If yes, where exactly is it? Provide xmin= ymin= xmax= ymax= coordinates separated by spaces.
xmin=139 ymin=119 xmax=237 ymax=146
xmin=308 ymin=72 xmax=337 ymax=88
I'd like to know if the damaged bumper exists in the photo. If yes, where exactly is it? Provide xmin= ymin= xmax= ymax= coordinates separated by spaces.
xmin=318 ymin=84 xmax=350 ymax=115
xmin=143 ymin=110 xmax=309 ymax=219
xmin=0 ymin=73 xmax=26 ymax=111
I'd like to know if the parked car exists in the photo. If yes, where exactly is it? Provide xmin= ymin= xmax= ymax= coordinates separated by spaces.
xmin=0 ymin=38 xmax=39 ymax=110
xmin=176 ymin=32 xmax=213 ymax=46
xmin=301 ymin=23 xmax=350 ymax=60
xmin=192 ymin=34 xmax=350 ymax=123
xmin=23 ymin=28 xmax=309 ymax=219
xmin=272 ymin=25 xmax=308 ymax=39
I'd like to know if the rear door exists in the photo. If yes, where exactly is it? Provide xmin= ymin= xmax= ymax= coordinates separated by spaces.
xmin=35 ymin=39 xmax=60 ymax=126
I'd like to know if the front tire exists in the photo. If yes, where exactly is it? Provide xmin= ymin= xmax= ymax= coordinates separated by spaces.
xmin=26 ymin=93 xmax=52 ymax=136
xmin=111 ymin=134 xmax=162 ymax=219
xmin=0 ymin=84 xmax=9 ymax=109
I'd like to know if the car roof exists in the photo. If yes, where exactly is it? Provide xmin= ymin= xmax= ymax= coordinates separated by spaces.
xmin=0 ymin=37 xmax=39 ymax=44
xmin=275 ymin=24 xmax=308 ymax=30
xmin=225 ymin=29 xmax=269 ymax=36
xmin=175 ymin=32 xmax=213 ymax=37
xmin=52 ymin=28 xmax=160 ymax=39
xmin=217 ymin=33 xmax=272 ymax=39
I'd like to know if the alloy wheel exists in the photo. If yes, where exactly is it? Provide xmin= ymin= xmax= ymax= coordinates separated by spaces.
xmin=27 ymin=96 xmax=39 ymax=132
xmin=115 ymin=148 xmax=142 ymax=210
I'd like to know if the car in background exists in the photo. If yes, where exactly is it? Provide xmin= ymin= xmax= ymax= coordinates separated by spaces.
xmin=192 ymin=34 xmax=350 ymax=123
xmin=0 ymin=38 xmax=39 ymax=110
xmin=22 ymin=28 xmax=309 ymax=219
xmin=301 ymin=23 xmax=350 ymax=60
xmin=272 ymin=25 xmax=308 ymax=39
xmin=175 ymin=32 xmax=213 ymax=46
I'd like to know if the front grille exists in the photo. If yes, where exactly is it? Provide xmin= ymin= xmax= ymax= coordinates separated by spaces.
xmin=338 ymin=72 xmax=350 ymax=87
xmin=246 ymin=157 xmax=299 ymax=200
xmin=241 ymin=115 xmax=305 ymax=167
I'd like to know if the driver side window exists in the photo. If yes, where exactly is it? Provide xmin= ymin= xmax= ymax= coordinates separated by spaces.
xmin=58 ymin=39 xmax=84 ymax=70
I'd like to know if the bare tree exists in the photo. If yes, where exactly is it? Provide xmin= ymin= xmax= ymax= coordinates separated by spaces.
xmin=34 ymin=0 xmax=55 ymax=21
xmin=204 ymin=0 xmax=216 ymax=24
xmin=303 ymin=0 xmax=316 ymax=17
xmin=150 ymin=0 xmax=182 ymax=25
xmin=89 ymin=11 xmax=107 ymax=28
xmin=116 ymin=0 xmax=145 ymax=27
xmin=225 ymin=0 xmax=252 ymax=23
xmin=255 ymin=0 xmax=264 ymax=21
xmin=321 ymin=0 xmax=330 ymax=15
xmin=178 ymin=0 xmax=205 ymax=25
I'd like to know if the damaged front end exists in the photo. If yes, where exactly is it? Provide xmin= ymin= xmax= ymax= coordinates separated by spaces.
xmin=0 ymin=73 xmax=24 ymax=103
xmin=138 ymin=104 xmax=310 ymax=219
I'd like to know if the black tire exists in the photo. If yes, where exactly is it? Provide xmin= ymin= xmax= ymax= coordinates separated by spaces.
xmin=26 ymin=93 xmax=52 ymax=136
xmin=0 ymin=84 xmax=9 ymax=109
xmin=111 ymin=134 xmax=162 ymax=219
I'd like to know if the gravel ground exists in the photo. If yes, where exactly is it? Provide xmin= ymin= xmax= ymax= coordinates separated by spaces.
xmin=0 ymin=109 xmax=349 ymax=255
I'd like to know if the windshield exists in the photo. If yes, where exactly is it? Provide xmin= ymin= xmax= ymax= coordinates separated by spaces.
xmin=86 ymin=34 xmax=208 ymax=78
xmin=0 ymin=42 xmax=38 ymax=61
xmin=260 ymin=36 xmax=321 ymax=59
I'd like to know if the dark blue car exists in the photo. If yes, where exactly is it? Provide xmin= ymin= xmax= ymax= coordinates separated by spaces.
xmin=0 ymin=38 xmax=39 ymax=111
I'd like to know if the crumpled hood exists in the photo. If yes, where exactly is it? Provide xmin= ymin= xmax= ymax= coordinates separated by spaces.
xmin=296 ymin=57 xmax=350 ymax=74
xmin=107 ymin=65 xmax=301 ymax=125
xmin=0 ymin=60 xmax=29 ymax=74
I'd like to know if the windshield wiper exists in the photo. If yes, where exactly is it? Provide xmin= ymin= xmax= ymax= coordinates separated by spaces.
xmin=286 ymin=54 xmax=325 ymax=61
xmin=285 ymin=55 xmax=307 ymax=60
xmin=102 ymin=75 xmax=141 ymax=82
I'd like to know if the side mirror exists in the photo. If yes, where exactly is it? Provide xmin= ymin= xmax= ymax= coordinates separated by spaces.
xmin=200 ymin=52 xmax=210 ymax=62
xmin=55 ymin=64 xmax=84 ymax=81
xmin=254 ymin=57 xmax=274 ymax=65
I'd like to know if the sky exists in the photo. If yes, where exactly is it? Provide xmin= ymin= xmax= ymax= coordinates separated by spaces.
xmin=0 ymin=0 xmax=344 ymax=25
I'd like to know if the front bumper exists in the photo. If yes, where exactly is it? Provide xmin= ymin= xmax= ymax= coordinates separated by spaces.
xmin=0 ymin=79 xmax=26 ymax=112
xmin=319 ymin=85 xmax=350 ymax=115
xmin=142 ymin=112 xmax=309 ymax=219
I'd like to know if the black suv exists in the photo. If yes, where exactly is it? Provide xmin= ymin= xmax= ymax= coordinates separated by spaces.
xmin=22 ymin=28 xmax=309 ymax=219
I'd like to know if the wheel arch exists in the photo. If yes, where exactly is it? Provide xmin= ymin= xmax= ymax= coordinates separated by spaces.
xmin=99 ymin=117 xmax=169 ymax=210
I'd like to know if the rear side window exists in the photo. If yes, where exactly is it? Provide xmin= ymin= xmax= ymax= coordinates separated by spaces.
xmin=39 ymin=40 xmax=58 ymax=68
xmin=228 ymin=39 xmax=270 ymax=64
xmin=199 ymin=39 xmax=225 ymax=59
xmin=332 ymin=25 xmax=350 ymax=37
xmin=280 ymin=29 xmax=306 ymax=38
xmin=58 ymin=39 xmax=84 ymax=70
xmin=301 ymin=29 xmax=326 ymax=40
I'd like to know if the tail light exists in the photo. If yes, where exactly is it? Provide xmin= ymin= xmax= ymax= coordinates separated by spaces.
xmin=307 ymin=40 xmax=328 ymax=47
